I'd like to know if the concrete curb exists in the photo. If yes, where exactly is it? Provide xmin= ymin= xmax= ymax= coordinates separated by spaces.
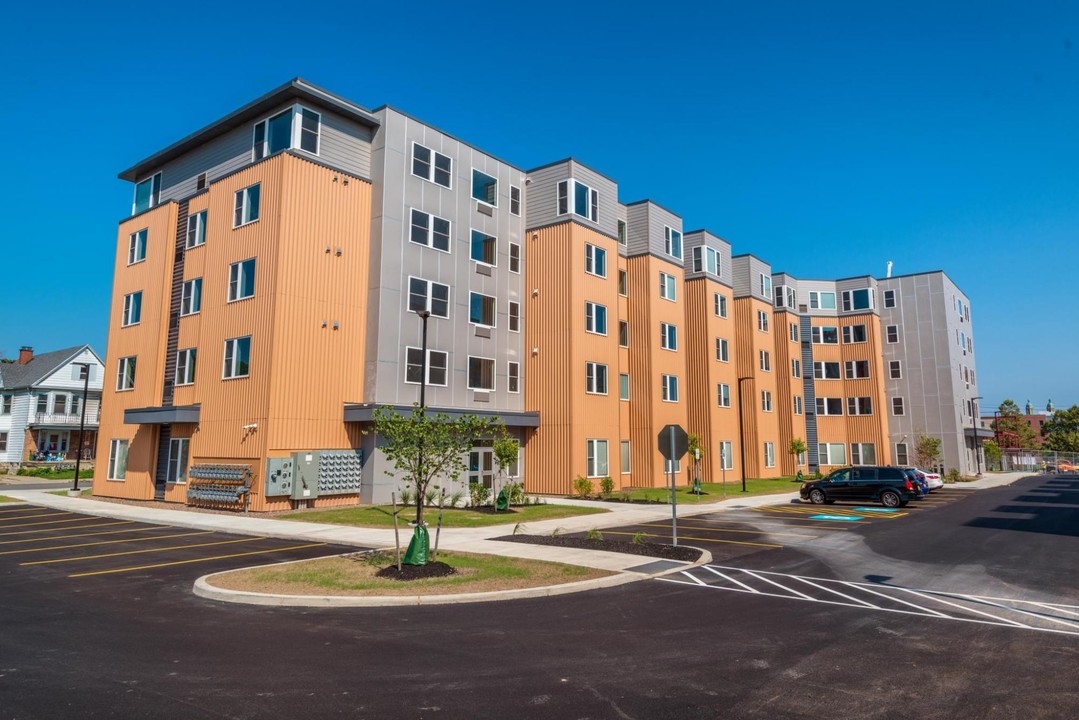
xmin=193 ymin=546 xmax=713 ymax=608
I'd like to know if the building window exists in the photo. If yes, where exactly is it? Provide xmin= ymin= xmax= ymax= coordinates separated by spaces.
xmin=132 ymin=173 xmax=161 ymax=215
xmin=847 ymin=396 xmax=873 ymax=415
xmin=842 ymin=325 xmax=867 ymax=344
xmin=467 ymin=356 xmax=495 ymax=391
xmin=116 ymin=356 xmax=136 ymax=391
xmin=410 ymin=210 xmax=452 ymax=252
xmin=895 ymin=442 xmax=909 ymax=466
xmin=469 ymin=292 xmax=496 ymax=327
xmin=714 ymin=293 xmax=728 ymax=318
xmin=37 ymin=394 xmax=48 ymax=414
xmin=659 ymin=272 xmax=676 ymax=301
xmin=54 ymin=395 xmax=67 ymax=415
xmin=660 ymin=323 xmax=678 ymax=351
xmin=717 ymin=383 xmax=731 ymax=408
xmin=0 ymin=394 xmax=11 ymax=415
xmin=253 ymin=106 xmax=320 ymax=158
xmin=122 ymin=292 xmax=142 ymax=326
xmin=509 ymin=243 xmax=521 ymax=273
xmin=692 ymin=246 xmax=719 ymax=275
xmin=851 ymin=443 xmax=877 ymax=466
xmin=470 ymin=230 xmax=497 ymax=265
xmin=107 ymin=439 xmax=129 ymax=480
xmin=510 ymin=186 xmax=521 ymax=216
xmin=790 ymin=323 xmax=800 ymax=342
xmin=618 ymin=270 xmax=627 ymax=296
xmin=664 ymin=226 xmax=682 ymax=259
xmin=617 ymin=219 xmax=627 ymax=245
xmin=760 ymin=273 xmax=772 ymax=298
xmin=585 ymin=362 xmax=608 ymax=394
xmin=186 ymin=210 xmax=207 ymax=249
xmin=411 ymin=143 xmax=452 ymax=188
xmin=472 ymin=169 xmax=497 ymax=206
xmin=585 ymin=302 xmax=607 ymax=335
xmin=405 ymin=348 xmax=449 ymax=386
xmin=844 ymin=360 xmax=870 ymax=379
xmin=775 ymin=286 xmax=796 ymax=308
xmin=819 ymin=443 xmax=846 ymax=466
xmin=166 ymin=438 xmax=190 ymax=484
xmin=886 ymin=325 xmax=900 ymax=344
xmin=761 ymin=390 xmax=773 ymax=412
xmin=842 ymin=288 xmax=873 ymax=312
xmin=889 ymin=361 xmax=902 ymax=379
xmin=661 ymin=374 xmax=679 ymax=402
xmin=233 ymin=184 xmax=260 ymax=228
xmin=814 ymin=362 xmax=841 ymax=379
xmin=792 ymin=359 xmax=801 ymax=378
xmin=585 ymin=243 xmax=607 ymax=277
xmin=128 ymin=229 xmax=147 ymax=265
xmin=0 ymin=431 xmax=6 ymax=452
xmin=557 ymin=179 xmax=598 ymax=221
xmin=719 ymin=441 xmax=733 ymax=470
xmin=407 ymin=277 xmax=450 ymax=318
xmin=620 ymin=440 xmax=631 ymax=473
xmin=223 ymin=337 xmax=251 ymax=379
xmin=757 ymin=310 xmax=769 ymax=332
xmin=716 ymin=338 xmax=729 ymax=362
xmin=883 ymin=289 xmax=897 ymax=308
xmin=759 ymin=350 xmax=771 ymax=372
xmin=764 ymin=442 xmax=775 ymax=468
xmin=794 ymin=395 xmax=803 ymax=415
xmin=619 ymin=321 xmax=629 ymax=348
xmin=508 ymin=361 xmax=520 ymax=393
xmin=508 ymin=301 xmax=520 ymax=332
xmin=619 ymin=373 xmax=630 ymax=400
xmin=892 ymin=397 xmax=905 ymax=415
xmin=809 ymin=291 xmax=836 ymax=310
xmin=228 ymin=259 xmax=256 ymax=301
xmin=811 ymin=326 xmax=839 ymax=344
xmin=815 ymin=397 xmax=843 ymax=415
xmin=586 ymin=439 xmax=609 ymax=478
xmin=175 ymin=348 xmax=197 ymax=386
xmin=180 ymin=278 xmax=202 ymax=316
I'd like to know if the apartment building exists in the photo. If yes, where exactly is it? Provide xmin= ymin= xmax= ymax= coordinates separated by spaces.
xmin=96 ymin=78 xmax=983 ymax=511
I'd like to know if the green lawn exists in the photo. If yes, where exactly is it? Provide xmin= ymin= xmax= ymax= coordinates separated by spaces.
xmin=280 ymin=503 xmax=607 ymax=528
xmin=15 ymin=469 xmax=92 ymax=480
xmin=603 ymin=477 xmax=803 ymax=504
xmin=0 ymin=495 xmax=19 ymax=503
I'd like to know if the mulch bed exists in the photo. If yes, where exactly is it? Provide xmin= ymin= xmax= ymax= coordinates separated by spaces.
xmin=375 ymin=561 xmax=457 ymax=581
xmin=494 ymin=534 xmax=702 ymax=562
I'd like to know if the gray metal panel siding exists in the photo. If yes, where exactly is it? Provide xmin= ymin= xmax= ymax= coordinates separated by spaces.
xmin=625 ymin=203 xmax=650 ymax=256
xmin=797 ymin=279 xmax=839 ymax=316
xmin=684 ymin=230 xmax=733 ymax=287
xmin=732 ymin=256 xmax=771 ymax=300
xmin=524 ymin=160 xmax=619 ymax=237
xmin=317 ymin=111 xmax=374 ymax=178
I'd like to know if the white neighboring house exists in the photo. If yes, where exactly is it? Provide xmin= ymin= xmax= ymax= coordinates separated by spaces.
xmin=0 ymin=345 xmax=104 ymax=467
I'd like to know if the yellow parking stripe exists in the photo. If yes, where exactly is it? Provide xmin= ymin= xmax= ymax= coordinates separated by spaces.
xmin=600 ymin=530 xmax=782 ymax=549
xmin=0 ymin=520 xmax=133 ymax=538
xmin=0 ymin=525 xmax=173 ymax=546
xmin=0 ymin=506 xmax=49 ymax=514
xmin=68 ymin=543 xmax=329 ymax=578
xmin=0 ymin=511 xmax=74 ymax=522
xmin=22 ymin=537 xmax=264 ymax=566
xmin=636 ymin=522 xmax=819 ymax=539
xmin=0 ymin=531 xmax=213 ymax=556
xmin=0 ymin=516 xmax=128 ymax=530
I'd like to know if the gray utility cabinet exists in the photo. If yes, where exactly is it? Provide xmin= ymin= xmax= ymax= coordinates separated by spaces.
xmin=265 ymin=450 xmax=364 ymax=500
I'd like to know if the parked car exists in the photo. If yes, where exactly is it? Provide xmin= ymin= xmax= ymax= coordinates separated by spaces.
xmin=1058 ymin=461 xmax=1078 ymax=473
xmin=906 ymin=468 xmax=943 ymax=491
xmin=800 ymin=466 xmax=916 ymax=508
xmin=902 ymin=468 xmax=928 ymax=498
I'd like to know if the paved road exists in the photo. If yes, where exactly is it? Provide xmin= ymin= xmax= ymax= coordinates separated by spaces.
xmin=1 ymin=475 xmax=1076 ymax=719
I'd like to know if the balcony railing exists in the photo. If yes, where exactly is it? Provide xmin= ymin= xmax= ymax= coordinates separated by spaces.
xmin=31 ymin=413 xmax=100 ymax=427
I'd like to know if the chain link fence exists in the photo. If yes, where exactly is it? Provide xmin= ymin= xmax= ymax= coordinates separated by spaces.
xmin=993 ymin=449 xmax=1079 ymax=473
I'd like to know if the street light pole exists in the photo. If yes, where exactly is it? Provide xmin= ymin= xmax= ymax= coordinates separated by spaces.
xmin=737 ymin=377 xmax=752 ymax=493
xmin=972 ymin=396 xmax=983 ymax=476
xmin=71 ymin=363 xmax=91 ymax=492
xmin=417 ymin=310 xmax=431 ymax=410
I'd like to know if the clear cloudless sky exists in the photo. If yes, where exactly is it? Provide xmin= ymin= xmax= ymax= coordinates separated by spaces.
xmin=1 ymin=0 xmax=1076 ymax=411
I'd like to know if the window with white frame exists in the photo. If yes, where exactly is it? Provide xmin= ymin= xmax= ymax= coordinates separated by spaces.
xmin=132 ymin=173 xmax=161 ymax=215
xmin=792 ymin=359 xmax=801 ymax=377
xmin=175 ymin=348 xmax=197 ymax=386
xmin=790 ymin=322 xmax=800 ymax=342
xmin=660 ymin=323 xmax=678 ymax=351
xmin=116 ymin=356 xmax=136 ymax=390
xmin=774 ymin=285 xmax=796 ymax=308
xmin=618 ymin=269 xmax=627 ymax=296
xmin=0 ymin=432 xmax=6 ymax=452
xmin=467 ymin=356 xmax=495 ymax=391
xmin=809 ymin=291 xmax=836 ymax=310
xmin=719 ymin=441 xmax=733 ymax=470
xmin=0 ymin=394 xmax=11 ymax=415
xmin=664 ymin=457 xmax=682 ymax=474
xmin=509 ymin=301 xmax=520 ymax=332
xmin=557 ymin=179 xmax=598 ymax=221
xmin=233 ymin=184 xmax=260 ymax=227
xmin=760 ymin=273 xmax=772 ymax=298
xmin=757 ymin=310 xmax=769 ymax=332
xmin=716 ymin=337 xmax=729 ymax=362
xmin=759 ymin=350 xmax=771 ymax=371
xmin=186 ymin=210 xmax=207 ymax=249
xmin=660 ymin=272 xmax=676 ymax=301
xmin=794 ymin=395 xmax=803 ymax=415
xmin=585 ymin=302 xmax=607 ymax=334
xmin=815 ymin=397 xmax=843 ymax=415
xmin=180 ymin=278 xmax=202 ymax=316
xmin=410 ymin=210 xmax=451 ymax=252
xmin=470 ymin=230 xmax=497 ymax=265
xmin=54 ymin=395 xmax=67 ymax=415
xmin=620 ymin=440 xmax=631 ymax=473
xmin=895 ymin=442 xmax=909 ymax=465
xmin=717 ymin=383 xmax=731 ymax=407
xmin=508 ymin=361 xmax=520 ymax=393
xmin=510 ymin=186 xmax=521 ymax=216
xmin=253 ymin=106 xmax=320 ymax=159
xmin=883 ymin=289 xmax=897 ymax=308
xmin=842 ymin=288 xmax=873 ymax=312
xmin=845 ymin=360 xmax=870 ymax=379
xmin=692 ymin=245 xmax=720 ymax=275
xmin=405 ymin=348 xmax=449 ymax=386
xmin=851 ymin=443 xmax=877 ymax=466
xmin=122 ymin=292 xmax=142 ymax=326
xmin=223 ymin=337 xmax=251 ymax=379
xmin=891 ymin=397 xmax=905 ymax=415
xmin=128 ymin=229 xmax=147 ymax=265
xmin=108 ymin=439 xmax=129 ymax=480
xmin=814 ymin=361 xmax=841 ymax=379
xmin=761 ymin=390 xmax=773 ymax=412
xmin=407 ymin=277 xmax=450 ymax=318
xmin=619 ymin=373 xmax=630 ymax=401
xmin=619 ymin=321 xmax=629 ymax=347
xmin=661 ymin=374 xmax=679 ymax=402
xmin=472 ymin=169 xmax=497 ymax=206
xmin=714 ymin=292 xmax=728 ymax=317
xmin=811 ymin=326 xmax=839 ymax=344
xmin=469 ymin=292 xmax=496 ymax=327
xmin=847 ymin=396 xmax=873 ymax=415
xmin=889 ymin=361 xmax=902 ymax=379
xmin=842 ymin=325 xmax=867 ymax=343
xmin=412 ymin=143 xmax=452 ymax=188
xmin=664 ymin=226 xmax=682 ymax=259
xmin=819 ymin=443 xmax=846 ymax=466
xmin=36 ymin=394 xmax=48 ymax=414
xmin=585 ymin=362 xmax=608 ymax=394
xmin=585 ymin=243 xmax=607 ymax=277
xmin=764 ymin=442 xmax=775 ymax=468
xmin=617 ymin=219 xmax=627 ymax=245
xmin=509 ymin=243 xmax=521 ymax=273
xmin=166 ymin=438 xmax=190 ymax=484
xmin=228 ymin=259 xmax=256 ymax=301
xmin=886 ymin=325 xmax=900 ymax=343
xmin=586 ymin=439 xmax=609 ymax=477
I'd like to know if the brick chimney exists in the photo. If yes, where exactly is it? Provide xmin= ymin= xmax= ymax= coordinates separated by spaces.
xmin=18 ymin=346 xmax=33 ymax=364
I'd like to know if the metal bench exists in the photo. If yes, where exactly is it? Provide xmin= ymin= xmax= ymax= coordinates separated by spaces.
xmin=186 ymin=464 xmax=252 ymax=511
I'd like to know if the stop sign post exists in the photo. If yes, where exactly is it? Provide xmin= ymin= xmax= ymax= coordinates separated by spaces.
xmin=658 ymin=424 xmax=689 ymax=545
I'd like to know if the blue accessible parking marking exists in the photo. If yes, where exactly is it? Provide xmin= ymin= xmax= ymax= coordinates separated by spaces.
xmin=809 ymin=514 xmax=864 ymax=521
xmin=853 ymin=507 xmax=900 ymax=513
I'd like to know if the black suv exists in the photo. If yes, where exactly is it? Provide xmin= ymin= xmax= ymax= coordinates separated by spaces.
xmin=799 ymin=466 xmax=916 ymax=508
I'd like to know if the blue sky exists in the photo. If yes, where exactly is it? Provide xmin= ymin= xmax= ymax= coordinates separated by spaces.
xmin=1 ymin=1 xmax=1076 ymax=411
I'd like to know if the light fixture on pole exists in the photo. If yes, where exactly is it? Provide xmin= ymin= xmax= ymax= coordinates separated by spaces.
xmin=972 ymin=395 xmax=984 ymax=476
xmin=71 ymin=362 xmax=92 ymax=493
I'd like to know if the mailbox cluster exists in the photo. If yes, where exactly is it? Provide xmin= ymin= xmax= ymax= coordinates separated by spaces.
xmin=264 ymin=451 xmax=364 ymax=501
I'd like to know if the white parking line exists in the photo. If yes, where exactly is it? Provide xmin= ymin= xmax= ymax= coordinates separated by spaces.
xmin=702 ymin=565 xmax=760 ymax=593
xmin=740 ymin=569 xmax=816 ymax=600
xmin=793 ymin=576 xmax=879 ymax=608
xmin=892 ymin=588 xmax=1032 ymax=629
xmin=840 ymin=581 xmax=950 ymax=618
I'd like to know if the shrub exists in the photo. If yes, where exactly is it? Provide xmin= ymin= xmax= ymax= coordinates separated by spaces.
xmin=586 ymin=528 xmax=603 ymax=541
xmin=599 ymin=476 xmax=615 ymax=496
xmin=446 ymin=490 xmax=465 ymax=509
xmin=398 ymin=487 xmax=414 ymax=506
xmin=506 ymin=481 xmax=526 ymax=506
xmin=512 ymin=522 xmax=528 ymax=535
xmin=469 ymin=482 xmax=490 ymax=508
xmin=945 ymin=468 xmax=961 ymax=484
xmin=424 ymin=487 xmax=440 ymax=506
xmin=631 ymin=531 xmax=647 ymax=545
xmin=573 ymin=475 xmax=593 ymax=499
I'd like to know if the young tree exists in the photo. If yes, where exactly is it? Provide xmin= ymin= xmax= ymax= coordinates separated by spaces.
xmin=993 ymin=399 xmax=1039 ymax=449
xmin=687 ymin=433 xmax=705 ymax=489
xmin=914 ymin=433 xmax=942 ymax=469
xmin=1042 ymin=405 xmax=1079 ymax=453
xmin=492 ymin=433 xmax=521 ymax=509
xmin=789 ymin=438 xmax=807 ymax=469
xmin=982 ymin=439 xmax=1003 ymax=469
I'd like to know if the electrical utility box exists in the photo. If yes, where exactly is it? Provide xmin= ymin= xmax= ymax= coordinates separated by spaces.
xmin=264 ymin=457 xmax=294 ymax=497
xmin=291 ymin=451 xmax=321 ymax=500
